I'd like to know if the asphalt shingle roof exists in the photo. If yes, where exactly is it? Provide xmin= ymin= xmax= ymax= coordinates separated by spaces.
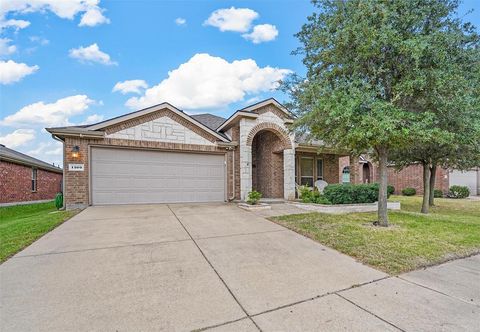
xmin=190 ymin=114 xmax=226 ymax=131
xmin=0 ymin=144 xmax=63 ymax=173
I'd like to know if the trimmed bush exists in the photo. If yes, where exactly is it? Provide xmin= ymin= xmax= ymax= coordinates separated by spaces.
xmin=370 ymin=183 xmax=395 ymax=198
xmin=54 ymin=192 xmax=63 ymax=210
xmin=447 ymin=185 xmax=470 ymax=199
xmin=387 ymin=185 xmax=395 ymax=198
xmin=299 ymin=186 xmax=331 ymax=204
xmin=323 ymin=183 xmax=379 ymax=204
xmin=246 ymin=190 xmax=262 ymax=205
xmin=433 ymin=189 xmax=443 ymax=198
xmin=402 ymin=187 xmax=416 ymax=196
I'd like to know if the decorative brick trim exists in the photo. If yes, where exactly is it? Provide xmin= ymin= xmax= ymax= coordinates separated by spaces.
xmin=246 ymin=122 xmax=292 ymax=149
xmin=104 ymin=108 xmax=219 ymax=143
xmin=98 ymin=138 xmax=224 ymax=153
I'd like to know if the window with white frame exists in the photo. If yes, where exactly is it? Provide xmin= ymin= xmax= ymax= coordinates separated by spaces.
xmin=31 ymin=168 xmax=37 ymax=192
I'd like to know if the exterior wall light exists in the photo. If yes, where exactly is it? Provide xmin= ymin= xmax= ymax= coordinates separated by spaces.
xmin=71 ymin=146 xmax=80 ymax=159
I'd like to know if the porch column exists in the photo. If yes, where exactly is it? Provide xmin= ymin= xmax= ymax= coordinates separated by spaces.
xmin=240 ymin=145 xmax=252 ymax=200
xmin=283 ymin=148 xmax=296 ymax=200
xmin=349 ymin=155 xmax=360 ymax=184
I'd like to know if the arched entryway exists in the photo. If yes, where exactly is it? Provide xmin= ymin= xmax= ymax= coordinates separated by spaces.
xmin=242 ymin=122 xmax=295 ymax=201
xmin=363 ymin=162 xmax=372 ymax=183
xmin=251 ymin=130 xmax=285 ymax=198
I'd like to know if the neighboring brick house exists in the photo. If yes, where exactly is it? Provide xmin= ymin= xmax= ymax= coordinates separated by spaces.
xmin=47 ymin=98 xmax=356 ymax=210
xmin=339 ymin=155 xmax=480 ymax=196
xmin=0 ymin=144 xmax=63 ymax=205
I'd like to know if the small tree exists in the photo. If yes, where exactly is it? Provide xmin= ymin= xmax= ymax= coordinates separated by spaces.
xmin=283 ymin=0 xmax=456 ymax=226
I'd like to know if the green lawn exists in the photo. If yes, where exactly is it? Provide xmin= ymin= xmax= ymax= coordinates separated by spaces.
xmin=272 ymin=195 xmax=480 ymax=274
xmin=0 ymin=201 xmax=77 ymax=263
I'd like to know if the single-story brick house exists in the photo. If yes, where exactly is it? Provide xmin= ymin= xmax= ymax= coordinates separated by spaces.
xmin=0 ymin=144 xmax=63 ymax=205
xmin=339 ymin=156 xmax=479 ymax=196
xmin=47 ymin=98 xmax=356 ymax=209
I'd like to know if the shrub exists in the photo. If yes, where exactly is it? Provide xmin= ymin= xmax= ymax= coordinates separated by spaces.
xmin=54 ymin=192 xmax=63 ymax=210
xmin=371 ymin=183 xmax=395 ymax=198
xmin=387 ymin=185 xmax=395 ymax=198
xmin=433 ymin=189 xmax=443 ymax=198
xmin=323 ymin=183 xmax=378 ymax=204
xmin=298 ymin=186 xmax=331 ymax=204
xmin=402 ymin=187 xmax=416 ymax=196
xmin=246 ymin=190 xmax=262 ymax=205
xmin=447 ymin=185 xmax=470 ymax=199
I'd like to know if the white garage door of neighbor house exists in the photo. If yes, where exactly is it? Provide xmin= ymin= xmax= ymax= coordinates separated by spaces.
xmin=91 ymin=147 xmax=226 ymax=205
xmin=450 ymin=170 xmax=478 ymax=196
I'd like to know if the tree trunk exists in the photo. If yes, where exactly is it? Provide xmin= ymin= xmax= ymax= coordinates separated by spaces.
xmin=421 ymin=162 xmax=431 ymax=214
xmin=377 ymin=147 xmax=389 ymax=226
xmin=429 ymin=164 xmax=437 ymax=206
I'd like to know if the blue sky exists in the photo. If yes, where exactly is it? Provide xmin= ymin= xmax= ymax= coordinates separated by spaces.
xmin=1 ymin=0 xmax=479 ymax=166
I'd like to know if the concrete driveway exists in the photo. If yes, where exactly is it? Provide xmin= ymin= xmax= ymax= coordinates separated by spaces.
xmin=1 ymin=204 xmax=478 ymax=331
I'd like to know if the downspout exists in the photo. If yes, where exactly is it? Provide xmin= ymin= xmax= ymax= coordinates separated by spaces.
xmin=228 ymin=146 xmax=236 ymax=201
xmin=52 ymin=134 xmax=66 ymax=209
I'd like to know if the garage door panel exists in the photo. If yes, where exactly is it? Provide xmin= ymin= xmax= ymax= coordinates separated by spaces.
xmin=450 ymin=170 xmax=478 ymax=196
xmin=91 ymin=148 xmax=225 ymax=205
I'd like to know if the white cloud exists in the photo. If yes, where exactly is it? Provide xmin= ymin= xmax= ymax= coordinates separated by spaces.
xmin=0 ymin=19 xmax=30 ymax=31
xmin=0 ymin=129 xmax=35 ymax=148
xmin=0 ymin=0 xmax=109 ymax=29
xmin=29 ymin=36 xmax=49 ymax=45
xmin=0 ymin=38 xmax=16 ymax=56
xmin=83 ymin=114 xmax=104 ymax=124
xmin=126 ymin=53 xmax=291 ymax=110
xmin=175 ymin=17 xmax=186 ymax=26
xmin=204 ymin=7 xmax=258 ymax=33
xmin=1 ymin=95 xmax=94 ymax=127
xmin=27 ymin=141 xmax=62 ymax=157
xmin=0 ymin=60 xmax=39 ymax=84
xmin=79 ymin=6 xmax=110 ymax=27
xmin=113 ymin=79 xmax=148 ymax=94
xmin=242 ymin=24 xmax=278 ymax=44
xmin=69 ymin=43 xmax=117 ymax=65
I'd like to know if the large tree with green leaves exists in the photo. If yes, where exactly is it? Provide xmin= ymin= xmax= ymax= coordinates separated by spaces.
xmin=388 ymin=8 xmax=480 ymax=213
xmin=283 ymin=0 xmax=479 ymax=226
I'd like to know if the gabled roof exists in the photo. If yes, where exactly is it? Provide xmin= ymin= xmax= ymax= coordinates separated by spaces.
xmin=47 ymin=102 xmax=230 ymax=143
xmin=0 ymin=144 xmax=63 ymax=173
xmin=238 ymin=97 xmax=292 ymax=117
xmin=217 ymin=98 xmax=293 ymax=132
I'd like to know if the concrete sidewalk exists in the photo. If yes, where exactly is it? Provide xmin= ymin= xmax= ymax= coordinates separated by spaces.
xmin=1 ymin=203 xmax=478 ymax=331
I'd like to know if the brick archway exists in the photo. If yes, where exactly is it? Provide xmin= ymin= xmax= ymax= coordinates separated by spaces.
xmin=245 ymin=122 xmax=292 ymax=149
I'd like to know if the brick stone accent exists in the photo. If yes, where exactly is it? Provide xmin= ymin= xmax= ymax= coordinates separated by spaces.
xmin=0 ymin=161 xmax=62 ymax=204
xmin=104 ymin=108 xmax=219 ymax=143
xmin=107 ymin=116 xmax=215 ymax=146
xmin=252 ymin=104 xmax=291 ymax=120
xmin=246 ymin=122 xmax=292 ymax=149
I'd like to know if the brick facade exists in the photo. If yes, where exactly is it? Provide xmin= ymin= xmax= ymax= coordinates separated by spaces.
xmin=387 ymin=164 xmax=449 ymax=195
xmin=339 ymin=156 xmax=450 ymax=194
xmin=252 ymin=130 xmax=285 ymax=198
xmin=0 ymin=161 xmax=62 ymax=204
xmin=57 ymin=101 xmax=348 ymax=208
xmin=63 ymin=136 xmax=232 ymax=209
xmin=295 ymin=151 xmax=340 ymax=185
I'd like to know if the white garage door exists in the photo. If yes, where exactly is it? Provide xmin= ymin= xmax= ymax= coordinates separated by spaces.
xmin=450 ymin=170 xmax=478 ymax=196
xmin=91 ymin=147 xmax=226 ymax=205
